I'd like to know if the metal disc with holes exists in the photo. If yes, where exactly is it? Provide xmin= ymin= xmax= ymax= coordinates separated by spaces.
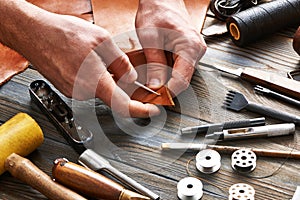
xmin=231 ymin=149 xmax=256 ymax=173
xmin=228 ymin=183 xmax=255 ymax=200
xmin=177 ymin=177 xmax=203 ymax=200
xmin=196 ymin=149 xmax=221 ymax=174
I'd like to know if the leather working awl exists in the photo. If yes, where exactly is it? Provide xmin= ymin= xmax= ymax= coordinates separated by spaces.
xmin=52 ymin=158 xmax=151 ymax=200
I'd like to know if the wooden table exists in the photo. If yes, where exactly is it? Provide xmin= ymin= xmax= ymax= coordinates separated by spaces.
xmin=0 ymin=17 xmax=300 ymax=200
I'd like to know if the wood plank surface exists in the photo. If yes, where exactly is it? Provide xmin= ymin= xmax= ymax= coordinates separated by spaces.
xmin=0 ymin=14 xmax=300 ymax=200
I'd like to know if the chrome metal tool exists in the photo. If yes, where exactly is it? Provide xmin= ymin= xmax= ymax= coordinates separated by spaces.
xmin=205 ymin=123 xmax=295 ymax=141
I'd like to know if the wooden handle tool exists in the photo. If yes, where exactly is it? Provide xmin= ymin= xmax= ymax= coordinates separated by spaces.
xmin=52 ymin=158 xmax=150 ymax=200
xmin=203 ymin=64 xmax=300 ymax=100
xmin=5 ymin=153 xmax=86 ymax=200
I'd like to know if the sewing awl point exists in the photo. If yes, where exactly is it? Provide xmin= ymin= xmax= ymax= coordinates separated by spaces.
xmin=134 ymin=81 xmax=160 ymax=96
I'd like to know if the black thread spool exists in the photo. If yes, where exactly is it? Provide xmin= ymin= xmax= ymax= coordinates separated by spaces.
xmin=226 ymin=0 xmax=300 ymax=47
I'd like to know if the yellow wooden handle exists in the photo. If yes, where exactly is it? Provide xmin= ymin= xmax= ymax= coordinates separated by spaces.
xmin=0 ymin=113 xmax=44 ymax=175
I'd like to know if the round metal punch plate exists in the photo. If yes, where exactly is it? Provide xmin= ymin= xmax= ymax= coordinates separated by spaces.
xmin=228 ymin=183 xmax=255 ymax=200
xmin=196 ymin=149 xmax=221 ymax=174
xmin=177 ymin=177 xmax=203 ymax=200
xmin=231 ymin=149 xmax=256 ymax=173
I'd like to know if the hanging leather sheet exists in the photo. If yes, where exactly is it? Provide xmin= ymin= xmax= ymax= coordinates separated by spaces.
xmin=91 ymin=0 xmax=210 ymax=52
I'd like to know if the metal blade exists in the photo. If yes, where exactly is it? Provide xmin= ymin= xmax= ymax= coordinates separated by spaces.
xmin=199 ymin=62 xmax=243 ymax=76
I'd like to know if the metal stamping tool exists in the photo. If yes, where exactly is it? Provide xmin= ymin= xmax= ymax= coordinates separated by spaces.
xmin=228 ymin=183 xmax=255 ymax=200
xmin=205 ymin=123 xmax=295 ymax=141
xmin=29 ymin=80 xmax=93 ymax=153
xmin=79 ymin=149 xmax=160 ymax=200
xmin=195 ymin=149 xmax=221 ymax=174
xmin=224 ymin=90 xmax=300 ymax=124
xmin=177 ymin=177 xmax=203 ymax=200
xmin=181 ymin=117 xmax=265 ymax=135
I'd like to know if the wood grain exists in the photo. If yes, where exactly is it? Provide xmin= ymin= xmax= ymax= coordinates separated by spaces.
xmin=0 ymin=16 xmax=300 ymax=200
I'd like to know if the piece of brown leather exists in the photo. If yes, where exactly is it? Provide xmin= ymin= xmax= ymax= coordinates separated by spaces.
xmin=0 ymin=0 xmax=93 ymax=86
xmin=126 ymin=50 xmax=175 ymax=106
xmin=0 ymin=44 xmax=29 ymax=86
xmin=293 ymin=26 xmax=300 ymax=56
xmin=131 ymin=86 xmax=175 ymax=106
xmin=91 ymin=0 xmax=210 ymax=52
xmin=27 ymin=0 xmax=93 ymax=22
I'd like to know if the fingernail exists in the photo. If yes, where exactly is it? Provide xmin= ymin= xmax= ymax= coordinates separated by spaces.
xmin=127 ymin=67 xmax=138 ymax=83
xmin=148 ymin=105 xmax=161 ymax=117
xmin=148 ymin=78 xmax=161 ymax=88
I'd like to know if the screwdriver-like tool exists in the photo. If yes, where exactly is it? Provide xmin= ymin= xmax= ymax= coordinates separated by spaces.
xmin=254 ymin=85 xmax=300 ymax=107
xmin=53 ymin=158 xmax=150 ymax=200
xmin=79 ymin=149 xmax=160 ymax=200
xmin=201 ymin=63 xmax=300 ymax=100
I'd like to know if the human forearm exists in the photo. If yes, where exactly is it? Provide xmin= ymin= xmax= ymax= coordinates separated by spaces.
xmin=0 ymin=0 xmax=50 ymax=56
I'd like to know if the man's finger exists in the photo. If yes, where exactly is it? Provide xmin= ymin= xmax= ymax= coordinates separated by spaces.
xmin=167 ymin=56 xmax=195 ymax=96
xmin=94 ymin=37 xmax=137 ymax=83
xmin=143 ymin=48 xmax=169 ymax=89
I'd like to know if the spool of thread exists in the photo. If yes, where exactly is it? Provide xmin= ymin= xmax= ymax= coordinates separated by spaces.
xmin=0 ymin=113 xmax=44 ymax=175
xmin=177 ymin=177 xmax=203 ymax=200
xmin=228 ymin=183 xmax=255 ymax=200
xmin=195 ymin=149 xmax=221 ymax=174
xmin=231 ymin=149 xmax=257 ymax=173
xmin=226 ymin=0 xmax=300 ymax=46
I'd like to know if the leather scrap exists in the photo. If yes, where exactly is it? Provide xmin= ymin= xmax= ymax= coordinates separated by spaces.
xmin=27 ymin=0 xmax=93 ymax=22
xmin=131 ymin=86 xmax=175 ymax=106
xmin=126 ymin=50 xmax=174 ymax=106
xmin=0 ymin=44 xmax=29 ymax=86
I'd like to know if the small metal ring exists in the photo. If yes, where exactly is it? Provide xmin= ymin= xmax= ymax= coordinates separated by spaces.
xmin=231 ymin=149 xmax=256 ymax=173
xmin=177 ymin=177 xmax=203 ymax=200
xmin=196 ymin=149 xmax=221 ymax=174
xmin=228 ymin=183 xmax=255 ymax=200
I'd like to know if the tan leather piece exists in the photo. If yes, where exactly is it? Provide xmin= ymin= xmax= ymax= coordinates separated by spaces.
xmin=91 ymin=0 xmax=210 ymax=52
xmin=27 ymin=0 xmax=93 ymax=22
xmin=131 ymin=86 xmax=175 ymax=106
xmin=0 ymin=44 xmax=29 ymax=86
xmin=125 ymin=50 xmax=175 ymax=106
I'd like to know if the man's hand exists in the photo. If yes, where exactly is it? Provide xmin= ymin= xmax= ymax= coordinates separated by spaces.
xmin=0 ymin=0 xmax=160 ymax=118
xmin=136 ymin=0 xmax=207 ymax=96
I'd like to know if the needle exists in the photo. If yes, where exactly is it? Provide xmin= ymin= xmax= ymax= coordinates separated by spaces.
xmin=134 ymin=81 xmax=160 ymax=96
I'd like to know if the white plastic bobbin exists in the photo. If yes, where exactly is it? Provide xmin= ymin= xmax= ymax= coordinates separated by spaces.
xmin=231 ymin=149 xmax=257 ymax=173
xmin=177 ymin=177 xmax=203 ymax=200
xmin=196 ymin=149 xmax=221 ymax=174
xmin=228 ymin=183 xmax=255 ymax=200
